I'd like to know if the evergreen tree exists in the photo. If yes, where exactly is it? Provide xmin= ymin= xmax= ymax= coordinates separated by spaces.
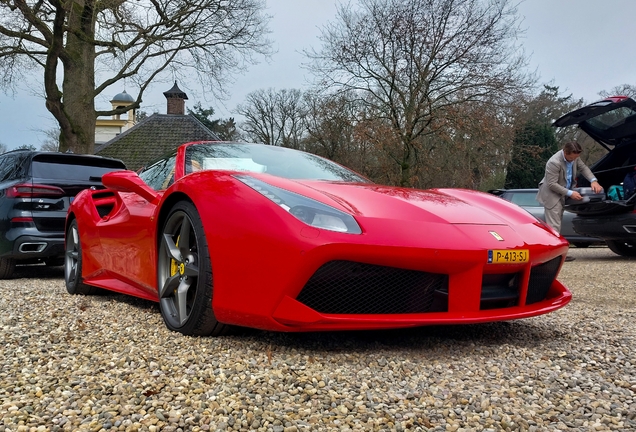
xmin=505 ymin=121 xmax=558 ymax=189
xmin=504 ymin=85 xmax=582 ymax=189
xmin=188 ymin=103 xmax=240 ymax=141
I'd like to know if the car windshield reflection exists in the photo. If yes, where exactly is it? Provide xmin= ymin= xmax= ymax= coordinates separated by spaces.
xmin=186 ymin=143 xmax=369 ymax=183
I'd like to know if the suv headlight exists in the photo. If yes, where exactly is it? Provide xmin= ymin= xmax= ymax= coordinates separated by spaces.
xmin=236 ymin=175 xmax=362 ymax=234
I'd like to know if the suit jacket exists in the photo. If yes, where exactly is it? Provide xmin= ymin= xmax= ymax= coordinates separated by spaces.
xmin=536 ymin=150 xmax=595 ymax=209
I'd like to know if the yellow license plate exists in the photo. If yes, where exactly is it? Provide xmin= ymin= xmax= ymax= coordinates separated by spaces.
xmin=488 ymin=249 xmax=529 ymax=264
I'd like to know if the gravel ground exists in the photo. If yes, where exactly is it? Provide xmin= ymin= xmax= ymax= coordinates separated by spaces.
xmin=0 ymin=246 xmax=635 ymax=432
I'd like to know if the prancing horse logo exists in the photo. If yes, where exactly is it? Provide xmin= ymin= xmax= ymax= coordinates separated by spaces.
xmin=489 ymin=231 xmax=504 ymax=241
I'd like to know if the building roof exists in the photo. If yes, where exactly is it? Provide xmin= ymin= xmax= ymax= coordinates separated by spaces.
xmin=95 ymin=114 xmax=219 ymax=170
xmin=163 ymin=82 xmax=188 ymax=100
xmin=111 ymin=90 xmax=135 ymax=103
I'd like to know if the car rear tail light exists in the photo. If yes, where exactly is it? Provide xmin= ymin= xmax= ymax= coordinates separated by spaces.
xmin=6 ymin=183 xmax=65 ymax=198
xmin=11 ymin=217 xmax=34 ymax=223
xmin=10 ymin=217 xmax=35 ymax=228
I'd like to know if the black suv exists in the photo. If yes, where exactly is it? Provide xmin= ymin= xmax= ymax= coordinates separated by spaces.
xmin=554 ymin=96 xmax=636 ymax=256
xmin=0 ymin=150 xmax=126 ymax=278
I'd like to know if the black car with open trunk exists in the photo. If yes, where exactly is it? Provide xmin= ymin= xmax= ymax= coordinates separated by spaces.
xmin=554 ymin=96 xmax=636 ymax=256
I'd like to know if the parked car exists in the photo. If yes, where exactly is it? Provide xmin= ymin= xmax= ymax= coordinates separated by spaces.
xmin=0 ymin=150 xmax=126 ymax=278
xmin=489 ymin=188 xmax=603 ymax=247
xmin=553 ymin=96 xmax=636 ymax=256
xmin=65 ymin=141 xmax=571 ymax=337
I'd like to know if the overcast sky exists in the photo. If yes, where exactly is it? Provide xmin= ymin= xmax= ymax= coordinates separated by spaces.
xmin=1 ymin=0 xmax=635 ymax=151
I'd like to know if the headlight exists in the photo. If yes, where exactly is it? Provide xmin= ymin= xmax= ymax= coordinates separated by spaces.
xmin=534 ymin=219 xmax=561 ymax=238
xmin=236 ymin=175 xmax=362 ymax=234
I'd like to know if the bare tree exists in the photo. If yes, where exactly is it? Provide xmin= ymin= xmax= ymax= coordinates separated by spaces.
xmin=302 ymin=91 xmax=396 ymax=181
xmin=598 ymin=84 xmax=636 ymax=99
xmin=307 ymin=0 xmax=533 ymax=186
xmin=0 ymin=142 xmax=7 ymax=154
xmin=39 ymin=128 xmax=61 ymax=152
xmin=427 ymin=99 xmax=516 ymax=190
xmin=236 ymin=88 xmax=307 ymax=148
xmin=0 ymin=0 xmax=272 ymax=154
xmin=303 ymin=91 xmax=358 ymax=160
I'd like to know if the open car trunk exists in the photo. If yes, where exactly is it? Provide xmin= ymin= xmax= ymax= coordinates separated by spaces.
xmin=555 ymin=96 xmax=636 ymax=217
xmin=565 ymin=193 xmax=636 ymax=216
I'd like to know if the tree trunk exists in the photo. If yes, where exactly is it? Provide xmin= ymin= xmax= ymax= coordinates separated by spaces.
xmin=398 ymin=131 xmax=416 ymax=187
xmin=58 ymin=1 xmax=97 ymax=155
xmin=399 ymin=149 xmax=413 ymax=187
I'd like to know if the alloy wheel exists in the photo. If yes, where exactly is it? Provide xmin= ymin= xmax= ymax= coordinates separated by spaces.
xmin=158 ymin=210 xmax=200 ymax=328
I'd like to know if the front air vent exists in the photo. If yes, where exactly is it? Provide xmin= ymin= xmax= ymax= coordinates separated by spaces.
xmin=480 ymin=273 xmax=520 ymax=310
xmin=296 ymin=260 xmax=448 ymax=314
xmin=526 ymin=257 xmax=562 ymax=304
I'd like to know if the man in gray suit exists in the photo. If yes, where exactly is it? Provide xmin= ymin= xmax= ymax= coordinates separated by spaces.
xmin=537 ymin=142 xmax=603 ymax=260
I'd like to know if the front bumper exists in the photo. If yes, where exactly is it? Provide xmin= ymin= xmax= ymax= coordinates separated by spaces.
xmin=268 ymin=256 xmax=572 ymax=331
xmin=212 ymin=235 xmax=571 ymax=332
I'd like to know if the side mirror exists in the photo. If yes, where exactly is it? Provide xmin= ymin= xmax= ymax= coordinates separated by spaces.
xmin=102 ymin=170 xmax=159 ymax=203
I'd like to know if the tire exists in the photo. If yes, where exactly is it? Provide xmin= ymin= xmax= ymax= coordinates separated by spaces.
xmin=158 ymin=201 xmax=227 ymax=336
xmin=0 ymin=257 xmax=16 ymax=279
xmin=65 ymin=220 xmax=96 ymax=294
xmin=606 ymin=240 xmax=636 ymax=257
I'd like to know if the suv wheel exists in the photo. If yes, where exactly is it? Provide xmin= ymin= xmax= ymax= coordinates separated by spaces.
xmin=0 ymin=258 xmax=16 ymax=279
xmin=571 ymin=243 xmax=590 ymax=248
xmin=606 ymin=240 xmax=636 ymax=257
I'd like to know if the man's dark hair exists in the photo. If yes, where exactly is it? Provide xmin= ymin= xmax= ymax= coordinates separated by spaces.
xmin=563 ymin=141 xmax=583 ymax=155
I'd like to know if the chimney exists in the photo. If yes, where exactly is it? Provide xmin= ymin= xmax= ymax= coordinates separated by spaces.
xmin=163 ymin=81 xmax=188 ymax=115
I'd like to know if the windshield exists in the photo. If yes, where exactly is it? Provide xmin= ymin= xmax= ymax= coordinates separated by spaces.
xmin=585 ymin=106 xmax=636 ymax=131
xmin=185 ymin=143 xmax=369 ymax=182
xmin=509 ymin=192 xmax=540 ymax=207
xmin=32 ymin=161 xmax=125 ymax=181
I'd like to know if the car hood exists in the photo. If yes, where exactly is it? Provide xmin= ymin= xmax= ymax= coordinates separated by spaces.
xmin=553 ymin=96 xmax=636 ymax=149
xmin=261 ymin=177 xmax=538 ymax=227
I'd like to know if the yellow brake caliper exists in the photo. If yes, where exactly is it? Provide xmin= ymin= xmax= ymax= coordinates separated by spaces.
xmin=170 ymin=236 xmax=180 ymax=278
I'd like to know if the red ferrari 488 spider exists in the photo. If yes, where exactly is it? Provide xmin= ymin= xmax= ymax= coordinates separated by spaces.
xmin=65 ymin=142 xmax=571 ymax=336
